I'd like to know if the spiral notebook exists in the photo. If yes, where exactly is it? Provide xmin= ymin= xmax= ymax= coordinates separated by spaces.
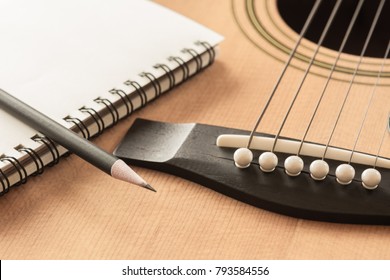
xmin=0 ymin=0 xmax=223 ymax=194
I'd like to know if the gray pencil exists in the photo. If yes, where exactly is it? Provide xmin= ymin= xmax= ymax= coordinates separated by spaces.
xmin=0 ymin=88 xmax=155 ymax=192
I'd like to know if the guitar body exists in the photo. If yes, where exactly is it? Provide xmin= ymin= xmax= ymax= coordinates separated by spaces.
xmin=111 ymin=0 xmax=390 ymax=257
xmin=116 ymin=0 xmax=390 ymax=225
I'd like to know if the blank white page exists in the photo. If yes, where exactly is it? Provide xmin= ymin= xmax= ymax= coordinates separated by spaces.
xmin=0 ymin=0 xmax=222 ymax=154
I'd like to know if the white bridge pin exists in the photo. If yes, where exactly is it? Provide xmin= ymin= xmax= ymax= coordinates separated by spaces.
xmin=361 ymin=168 xmax=381 ymax=190
xmin=259 ymin=152 xmax=278 ymax=172
xmin=335 ymin=163 xmax=355 ymax=185
xmin=309 ymin=159 xmax=329 ymax=180
xmin=284 ymin=155 xmax=304 ymax=176
xmin=233 ymin=148 xmax=253 ymax=168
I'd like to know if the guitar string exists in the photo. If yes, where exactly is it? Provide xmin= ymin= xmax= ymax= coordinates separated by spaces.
xmin=245 ymin=0 xmax=323 ymax=149
xmin=297 ymin=0 xmax=365 ymax=155
xmin=270 ymin=0 xmax=343 ymax=153
xmin=374 ymin=112 xmax=390 ymax=168
xmin=349 ymin=40 xmax=390 ymax=165
xmin=322 ymin=0 xmax=386 ymax=160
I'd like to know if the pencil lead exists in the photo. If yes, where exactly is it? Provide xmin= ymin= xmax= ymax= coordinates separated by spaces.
xmin=111 ymin=159 xmax=155 ymax=191
xmin=143 ymin=184 xmax=157 ymax=192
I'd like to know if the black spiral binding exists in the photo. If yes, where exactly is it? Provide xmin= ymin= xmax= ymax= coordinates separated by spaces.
xmin=196 ymin=41 xmax=216 ymax=67
xmin=18 ymin=147 xmax=45 ymax=176
xmin=139 ymin=72 xmax=162 ymax=98
xmin=32 ymin=135 xmax=60 ymax=166
xmin=0 ymin=163 xmax=10 ymax=195
xmin=1 ymin=41 xmax=215 ymax=195
xmin=94 ymin=97 xmax=120 ymax=127
xmin=109 ymin=88 xmax=134 ymax=117
xmin=80 ymin=106 xmax=105 ymax=135
xmin=0 ymin=156 xmax=28 ymax=186
xmin=64 ymin=116 xmax=91 ymax=139
xmin=182 ymin=48 xmax=203 ymax=73
xmin=154 ymin=64 xmax=176 ymax=90
xmin=124 ymin=80 xmax=148 ymax=107
xmin=168 ymin=56 xmax=190 ymax=84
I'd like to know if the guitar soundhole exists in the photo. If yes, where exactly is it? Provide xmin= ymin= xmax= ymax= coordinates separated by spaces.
xmin=277 ymin=0 xmax=390 ymax=58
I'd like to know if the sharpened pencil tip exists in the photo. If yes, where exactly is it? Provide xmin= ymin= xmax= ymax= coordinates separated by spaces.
xmin=144 ymin=184 xmax=157 ymax=192
xmin=111 ymin=159 xmax=155 ymax=191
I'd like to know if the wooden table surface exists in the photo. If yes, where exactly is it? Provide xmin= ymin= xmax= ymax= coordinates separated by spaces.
xmin=1 ymin=0 xmax=390 ymax=259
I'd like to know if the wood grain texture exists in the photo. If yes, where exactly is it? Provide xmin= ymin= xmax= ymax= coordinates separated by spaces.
xmin=1 ymin=0 xmax=390 ymax=259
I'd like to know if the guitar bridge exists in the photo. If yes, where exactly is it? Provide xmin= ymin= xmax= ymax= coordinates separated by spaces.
xmin=114 ymin=118 xmax=390 ymax=225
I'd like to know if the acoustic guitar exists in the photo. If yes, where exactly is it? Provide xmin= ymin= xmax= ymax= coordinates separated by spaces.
xmin=116 ymin=0 xmax=390 ymax=225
